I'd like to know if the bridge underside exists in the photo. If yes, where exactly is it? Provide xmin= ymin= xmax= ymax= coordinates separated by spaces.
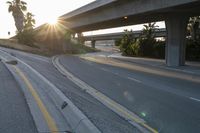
xmin=61 ymin=1 xmax=200 ymax=32
xmin=59 ymin=0 xmax=200 ymax=66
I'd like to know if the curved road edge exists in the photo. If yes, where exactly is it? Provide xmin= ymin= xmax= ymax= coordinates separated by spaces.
xmin=52 ymin=55 xmax=158 ymax=133
xmin=0 ymin=49 xmax=101 ymax=133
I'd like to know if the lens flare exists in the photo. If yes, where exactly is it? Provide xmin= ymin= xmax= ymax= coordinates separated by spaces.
xmin=47 ymin=17 xmax=58 ymax=25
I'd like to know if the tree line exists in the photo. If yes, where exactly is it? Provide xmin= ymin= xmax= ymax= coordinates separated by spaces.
xmin=116 ymin=17 xmax=200 ymax=61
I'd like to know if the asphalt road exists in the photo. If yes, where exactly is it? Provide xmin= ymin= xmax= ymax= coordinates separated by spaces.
xmin=58 ymin=55 xmax=200 ymax=133
xmin=1 ymin=47 xmax=200 ymax=133
xmin=0 ymin=61 xmax=37 ymax=133
xmin=0 ymin=47 xmax=140 ymax=133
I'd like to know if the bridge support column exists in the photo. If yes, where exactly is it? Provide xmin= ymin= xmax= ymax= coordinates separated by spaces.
xmin=165 ymin=15 xmax=188 ymax=66
xmin=91 ymin=40 xmax=96 ymax=48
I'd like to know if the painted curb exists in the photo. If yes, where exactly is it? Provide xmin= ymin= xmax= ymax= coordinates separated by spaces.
xmin=0 ymin=49 xmax=101 ymax=133
xmin=52 ymin=55 xmax=156 ymax=133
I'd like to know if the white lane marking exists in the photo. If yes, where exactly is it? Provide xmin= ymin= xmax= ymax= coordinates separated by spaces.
xmin=101 ymin=67 xmax=142 ymax=84
xmin=29 ymin=56 xmax=49 ymax=63
xmin=53 ymin=56 xmax=157 ymax=133
xmin=189 ymin=97 xmax=200 ymax=102
xmin=114 ymin=72 xmax=119 ymax=75
xmin=127 ymin=77 xmax=142 ymax=83
xmin=100 ymin=67 xmax=109 ymax=72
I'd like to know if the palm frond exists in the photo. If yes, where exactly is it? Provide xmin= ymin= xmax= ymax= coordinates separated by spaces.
xmin=21 ymin=1 xmax=27 ymax=5
xmin=21 ymin=5 xmax=27 ymax=11
xmin=6 ymin=1 xmax=12 ymax=5
xmin=32 ymin=19 xmax=36 ymax=24
xmin=8 ymin=6 xmax=14 ymax=12
xmin=16 ymin=0 xmax=20 ymax=4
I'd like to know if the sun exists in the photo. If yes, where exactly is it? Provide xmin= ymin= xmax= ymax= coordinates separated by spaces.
xmin=47 ymin=17 xmax=58 ymax=25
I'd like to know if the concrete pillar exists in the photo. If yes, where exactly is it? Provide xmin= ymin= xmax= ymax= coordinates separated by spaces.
xmin=165 ymin=15 xmax=189 ymax=66
xmin=91 ymin=40 xmax=96 ymax=48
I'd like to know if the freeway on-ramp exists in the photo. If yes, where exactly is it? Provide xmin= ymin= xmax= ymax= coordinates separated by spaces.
xmin=1 ymin=47 xmax=200 ymax=133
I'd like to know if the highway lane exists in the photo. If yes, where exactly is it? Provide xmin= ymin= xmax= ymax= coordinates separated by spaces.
xmin=82 ymin=54 xmax=200 ymax=100
xmin=58 ymin=55 xmax=200 ymax=133
xmin=0 ymin=61 xmax=37 ymax=133
xmin=0 ymin=47 xmax=140 ymax=133
xmin=2 ymin=47 xmax=200 ymax=133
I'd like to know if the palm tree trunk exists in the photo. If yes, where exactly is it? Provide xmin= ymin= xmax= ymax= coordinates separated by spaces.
xmin=13 ymin=11 xmax=24 ymax=32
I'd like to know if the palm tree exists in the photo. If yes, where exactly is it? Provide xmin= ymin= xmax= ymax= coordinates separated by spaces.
xmin=188 ymin=16 xmax=200 ymax=40
xmin=142 ymin=22 xmax=159 ymax=39
xmin=7 ymin=0 xmax=27 ymax=32
xmin=17 ymin=12 xmax=36 ymax=45
xmin=24 ymin=12 xmax=35 ymax=30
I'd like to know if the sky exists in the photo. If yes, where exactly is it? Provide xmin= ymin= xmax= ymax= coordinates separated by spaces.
xmin=0 ymin=0 xmax=165 ymax=38
xmin=0 ymin=0 xmax=94 ymax=38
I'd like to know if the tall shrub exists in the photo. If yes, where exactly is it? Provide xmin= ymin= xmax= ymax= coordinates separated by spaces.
xmin=119 ymin=30 xmax=136 ymax=56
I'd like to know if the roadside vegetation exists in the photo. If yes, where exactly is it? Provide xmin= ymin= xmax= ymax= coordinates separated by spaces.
xmin=0 ymin=39 xmax=51 ymax=56
xmin=186 ymin=16 xmax=200 ymax=61
xmin=5 ymin=0 xmax=96 ymax=56
xmin=116 ymin=23 xmax=165 ymax=59
xmin=61 ymin=30 xmax=97 ymax=54
xmin=17 ymin=12 xmax=36 ymax=46
xmin=7 ymin=0 xmax=36 ymax=47
xmin=33 ymin=24 xmax=97 ymax=55
xmin=116 ymin=16 xmax=200 ymax=61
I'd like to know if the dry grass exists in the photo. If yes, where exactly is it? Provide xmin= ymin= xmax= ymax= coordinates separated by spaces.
xmin=0 ymin=39 xmax=54 ymax=56
xmin=0 ymin=39 xmax=98 ymax=57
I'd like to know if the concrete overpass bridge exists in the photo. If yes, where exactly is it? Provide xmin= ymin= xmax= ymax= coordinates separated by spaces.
xmin=34 ymin=0 xmax=200 ymax=66
xmin=83 ymin=28 xmax=166 ymax=48
xmin=58 ymin=0 xmax=200 ymax=66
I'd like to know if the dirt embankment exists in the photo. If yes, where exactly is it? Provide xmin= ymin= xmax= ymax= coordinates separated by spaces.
xmin=0 ymin=39 xmax=98 ymax=57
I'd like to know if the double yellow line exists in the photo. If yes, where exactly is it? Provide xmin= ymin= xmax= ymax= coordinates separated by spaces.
xmin=13 ymin=66 xmax=58 ymax=133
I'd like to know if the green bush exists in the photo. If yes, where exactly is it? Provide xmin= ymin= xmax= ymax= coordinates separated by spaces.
xmin=115 ymin=39 xmax=121 ymax=46
xmin=186 ymin=39 xmax=200 ymax=61
xmin=118 ymin=21 xmax=200 ymax=61
xmin=153 ymin=41 xmax=165 ymax=59
xmin=132 ymin=40 xmax=140 ymax=56
xmin=17 ymin=30 xmax=36 ymax=47
xmin=119 ymin=30 xmax=136 ymax=56
xmin=16 ymin=12 xmax=36 ymax=47
xmin=119 ymin=23 xmax=164 ymax=58
xmin=118 ymin=29 xmax=165 ymax=58
xmin=137 ymin=38 xmax=155 ymax=57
